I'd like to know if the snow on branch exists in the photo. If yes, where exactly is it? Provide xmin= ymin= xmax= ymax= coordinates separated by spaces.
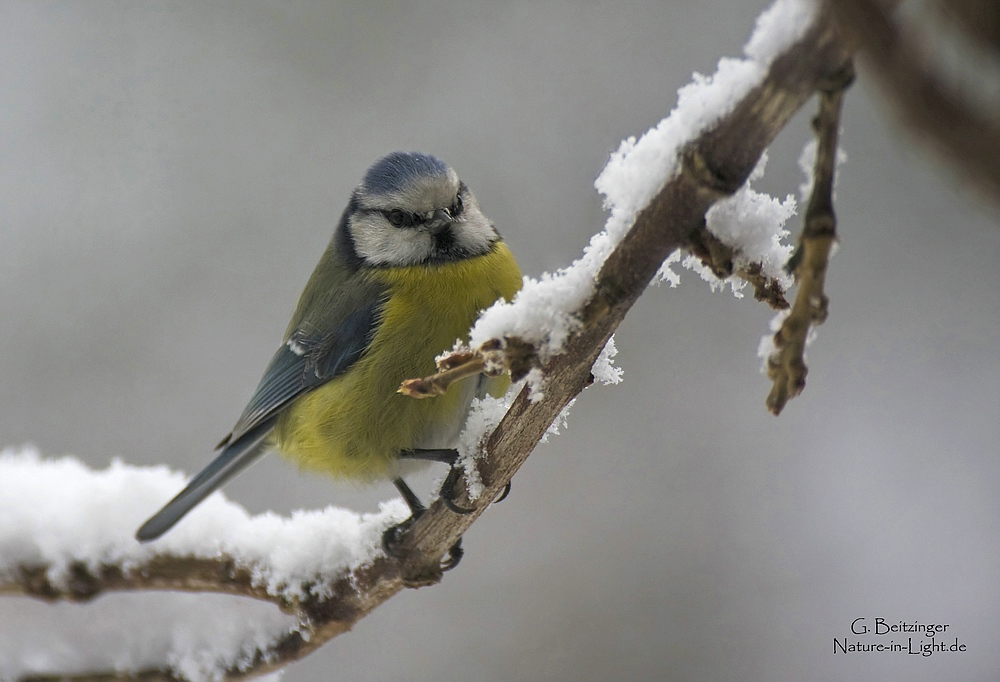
xmin=0 ymin=2 xmax=853 ymax=680
xmin=0 ymin=448 xmax=406 ymax=680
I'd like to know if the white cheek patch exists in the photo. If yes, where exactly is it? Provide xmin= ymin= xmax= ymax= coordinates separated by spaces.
xmin=451 ymin=191 xmax=499 ymax=256
xmin=451 ymin=214 xmax=496 ymax=255
xmin=348 ymin=213 xmax=434 ymax=266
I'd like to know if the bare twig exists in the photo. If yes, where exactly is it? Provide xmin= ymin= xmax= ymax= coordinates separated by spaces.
xmin=1 ymin=7 xmax=853 ymax=680
xmin=687 ymin=226 xmax=791 ymax=309
xmin=399 ymin=353 xmax=488 ymax=398
xmin=938 ymin=0 xmax=1000 ymax=50
xmin=399 ymin=336 xmax=546 ymax=400
xmin=766 ymin=63 xmax=855 ymax=415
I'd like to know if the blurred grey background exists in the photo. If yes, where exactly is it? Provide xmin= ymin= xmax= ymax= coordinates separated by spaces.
xmin=2 ymin=1 xmax=999 ymax=680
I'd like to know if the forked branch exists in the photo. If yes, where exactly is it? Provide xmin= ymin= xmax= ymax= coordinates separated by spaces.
xmin=1 ymin=6 xmax=853 ymax=681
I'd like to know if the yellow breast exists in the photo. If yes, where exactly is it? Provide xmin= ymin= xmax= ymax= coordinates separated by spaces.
xmin=273 ymin=242 xmax=521 ymax=481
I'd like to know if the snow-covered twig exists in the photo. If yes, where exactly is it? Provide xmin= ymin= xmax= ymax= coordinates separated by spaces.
xmin=397 ymin=2 xmax=853 ymax=583
xmin=1 ymin=2 xmax=853 ymax=680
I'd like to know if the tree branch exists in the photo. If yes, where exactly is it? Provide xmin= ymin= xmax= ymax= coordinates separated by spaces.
xmin=766 ymin=62 xmax=854 ymax=414
xmin=1 ymin=5 xmax=854 ymax=680
xmin=396 ymin=3 xmax=853 ymax=585
xmin=830 ymin=0 xmax=1000 ymax=203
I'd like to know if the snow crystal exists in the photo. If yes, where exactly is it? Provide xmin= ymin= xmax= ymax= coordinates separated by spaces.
xmin=744 ymin=0 xmax=819 ymax=64
xmin=654 ymin=151 xmax=803 ymax=296
xmin=456 ymin=391 xmax=517 ymax=500
xmin=758 ymin=309 xmax=791 ymax=373
xmin=525 ymin=368 xmax=546 ymax=403
xmin=540 ymin=400 xmax=574 ymax=444
xmin=656 ymin=250 xmax=684 ymax=287
xmin=455 ymin=369 xmax=584 ymax=502
xmin=705 ymin=152 xmax=797 ymax=288
xmin=797 ymin=137 xmax=849 ymax=204
xmin=592 ymin=336 xmax=624 ymax=386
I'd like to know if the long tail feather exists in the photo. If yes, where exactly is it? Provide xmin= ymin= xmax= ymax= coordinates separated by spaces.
xmin=135 ymin=420 xmax=274 ymax=542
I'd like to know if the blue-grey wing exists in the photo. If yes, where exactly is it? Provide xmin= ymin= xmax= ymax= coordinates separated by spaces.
xmin=135 ymin=298 xmax=382 ymax=542
xmin=223 ymin=300 xmax=382 ymax=445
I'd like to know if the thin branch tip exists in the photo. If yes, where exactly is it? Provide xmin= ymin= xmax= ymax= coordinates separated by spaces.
xmin=687 ymin=227 xmax=791 ymax=310
xmin=766 ymin=61 xmax=853 ymax=415
xmin=398 ymin=336 xmax=545 ymax=399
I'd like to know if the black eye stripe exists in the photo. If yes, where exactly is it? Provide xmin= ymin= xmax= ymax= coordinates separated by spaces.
xmin=384 ymin=209 xmax=419 ymax=228
xmin=369 ymin=194 xmax=463 ymax=229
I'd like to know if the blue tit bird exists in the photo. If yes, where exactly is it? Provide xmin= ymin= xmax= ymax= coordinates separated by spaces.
xmin=136 ymin=152 xmax=522 ymax=566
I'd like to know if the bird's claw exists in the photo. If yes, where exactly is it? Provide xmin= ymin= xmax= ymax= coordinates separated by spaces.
xmin=494 ymin=481 xmax=512 ymax=504
xmin=441 ymin=538 xmax=464 ymax=571
xmin=439 ymin=466 xmax=475 ymax=514
xmin=382 ymin=517 xmax=464 ymax=572
xmin=381 ymin=515 xmax=418 ymax=559
xmin=440 ymin=468 xmax=512 ymax=514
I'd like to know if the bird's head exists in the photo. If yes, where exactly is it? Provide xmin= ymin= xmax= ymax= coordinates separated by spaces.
xmin=346 ymin=152 xmax=498 ymax=267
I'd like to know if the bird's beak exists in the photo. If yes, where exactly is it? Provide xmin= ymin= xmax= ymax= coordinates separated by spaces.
xmin=426 ymin=208 xmax=453 ymax=235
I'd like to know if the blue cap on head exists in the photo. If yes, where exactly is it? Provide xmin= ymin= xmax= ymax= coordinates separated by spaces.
xmin=362 ymin=152 xmax=450 ymax=195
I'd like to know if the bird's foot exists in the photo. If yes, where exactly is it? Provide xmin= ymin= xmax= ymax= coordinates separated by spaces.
xmin=385 ymin=475 xmax=464 ymax=571
xmin=439 ymin=465 xmax=476 ymax=515
xmin=381 ymin=518 xmax=463 ymax=572
xmin=381 ymin=514 xmax=418 ymax=559
xmin=439 ymin=466 xmax=512 ymax=513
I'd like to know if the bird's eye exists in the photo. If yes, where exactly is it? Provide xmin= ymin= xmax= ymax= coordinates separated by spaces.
xmin=451 ymin=193 xmax=464 ymax=217
xmin=387 ymin=209 xmax=409 ymax=227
